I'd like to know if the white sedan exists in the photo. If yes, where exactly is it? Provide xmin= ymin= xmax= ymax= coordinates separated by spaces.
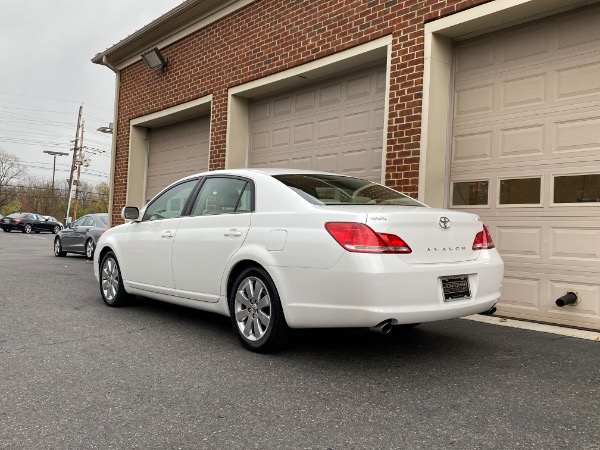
xmin=94 ymin=169 xmax=503 ymax=352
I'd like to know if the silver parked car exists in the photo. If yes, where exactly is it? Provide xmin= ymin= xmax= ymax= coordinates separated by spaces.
xmin=54 ymin=213 xmax=108 ymax=260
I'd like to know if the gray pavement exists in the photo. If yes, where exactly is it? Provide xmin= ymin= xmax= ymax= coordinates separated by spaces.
xmin=0 ymin=231 xmax=599 ymax=449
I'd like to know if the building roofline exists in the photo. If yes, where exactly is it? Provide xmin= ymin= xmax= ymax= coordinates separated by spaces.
xmin=92 ymin=0 xmax=254 ymax=69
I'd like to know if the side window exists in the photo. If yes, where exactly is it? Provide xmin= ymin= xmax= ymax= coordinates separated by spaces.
xmin=237 ymin=183 xmax=253 ymax=212
xmin=191 ymin=178 xmax=251 ymax=217
xmin=71 ymin=217 xmax=86 ymax=227
xmin=82 ymin=217 xmax=95 ymax=227
xmin=142 ymin=179 xmax=197 ymax=222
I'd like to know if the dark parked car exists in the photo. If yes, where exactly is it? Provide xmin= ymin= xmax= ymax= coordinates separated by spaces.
xmin=43 ymin=216 xmax=64 ymax=230
xmin=1 ymin=213 xmax=62 ymax=234
xmin=54 ymin=213 xmax=108 ymax=260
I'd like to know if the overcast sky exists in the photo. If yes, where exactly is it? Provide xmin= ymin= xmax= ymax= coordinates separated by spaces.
xmin=0 ymin=0 xmax=184 ymax=185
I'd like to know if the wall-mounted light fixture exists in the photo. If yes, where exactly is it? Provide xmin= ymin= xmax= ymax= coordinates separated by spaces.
xmin=97 ymin=123 xmax=113 ymax=134
xmin=141 ymin=47 xmax=169 ymax=72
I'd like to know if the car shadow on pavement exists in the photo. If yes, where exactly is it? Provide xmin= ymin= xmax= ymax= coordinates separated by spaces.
xmin=123 ymin=294 xmax=483 ymax=362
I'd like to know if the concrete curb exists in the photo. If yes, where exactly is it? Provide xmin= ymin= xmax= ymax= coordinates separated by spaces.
xmin=463 ymin=315 xmax=600 ymax=342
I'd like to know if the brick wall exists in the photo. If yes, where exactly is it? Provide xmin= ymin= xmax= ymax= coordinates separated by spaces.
xmin=113 ymin=0 xmax=492 ymax=224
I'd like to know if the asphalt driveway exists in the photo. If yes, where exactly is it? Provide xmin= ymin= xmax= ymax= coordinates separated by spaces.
xmin=0 ymin=231 xmax=598 ymax=449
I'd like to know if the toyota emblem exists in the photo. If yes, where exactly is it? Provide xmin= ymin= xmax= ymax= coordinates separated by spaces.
xmin=439 ymin=217 xmax=451 ymax=229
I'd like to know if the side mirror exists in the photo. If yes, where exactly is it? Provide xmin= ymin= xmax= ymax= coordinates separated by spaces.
xmin=122 ymin=206 xmax=140 ymax=221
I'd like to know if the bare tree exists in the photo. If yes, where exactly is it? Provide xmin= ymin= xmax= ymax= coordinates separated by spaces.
xmin=0 ymin=151 xmax=26 ymax=211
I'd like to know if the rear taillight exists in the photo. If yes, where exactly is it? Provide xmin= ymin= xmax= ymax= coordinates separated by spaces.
xmin=325 ymin=222 xmax=412 ymax=254
xmin=473 ymin=225 xmax=495 ymax=250
xmin=13 ymin=218 xmax=22 ymax=223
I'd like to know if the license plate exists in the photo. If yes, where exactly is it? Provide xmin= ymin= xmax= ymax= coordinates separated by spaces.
xmin=441 ymin=275 xmax=471 ymax=302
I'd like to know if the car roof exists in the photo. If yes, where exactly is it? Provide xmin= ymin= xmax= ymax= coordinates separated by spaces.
xmin=176 ymin=168 xmax=354 ymax=182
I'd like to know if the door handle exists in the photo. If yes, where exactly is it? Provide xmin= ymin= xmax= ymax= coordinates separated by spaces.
xmin=224 ymin=229 xmax=242 ymax=237
xmin=161 ymin=231 xmax=174 ymax=238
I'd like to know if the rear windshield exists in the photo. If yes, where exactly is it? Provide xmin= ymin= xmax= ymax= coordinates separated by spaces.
xmin=273 ymin=174 xmax=424 ymax=206
xmin=97 ymin=214 xmax=108 ymax=226
xmin=7 ymin=213 xmax=27 ymax=218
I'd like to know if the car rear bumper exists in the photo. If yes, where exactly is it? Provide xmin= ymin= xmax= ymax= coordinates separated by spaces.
xmin=268 ymin=250 xmax=504 ymax=328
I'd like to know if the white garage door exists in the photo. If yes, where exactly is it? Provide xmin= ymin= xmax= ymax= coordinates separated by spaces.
xmin=450 ymin=5 xmax=600 ymax=330
xmin=146 ymin=116 xmax=210 ymax=202
xmin=249 ymin=65 xmax=386 ymax=182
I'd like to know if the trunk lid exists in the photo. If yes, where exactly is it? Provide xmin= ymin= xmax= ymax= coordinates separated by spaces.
xmin=324 ymin=205 xmax=483 ymax=263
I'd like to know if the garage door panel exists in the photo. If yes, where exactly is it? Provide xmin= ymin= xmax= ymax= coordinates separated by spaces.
xmin=452 ymin=131 xmax=493 ymax=162
xmin=502 ymin=73 xmax=547 ymax=109
xmin=550 ymin=227 xmax=600 ymax=262
xmin=311 ymin=154 xmax=336 ymax=173
xmin=495 ymin=226 xmax=542 ymax=259
xmin=557 ymin=7 xmax=600 ymax=49
xmin=500 ymin=124 xmax=545 ymax=158
xmin=451 ymin=4 xmax=600 ymax=329
xmin=317 ymin=118 xmax=339 ymax=140
xmin=252 ymin=105 xmax=383 ymax=147
xmin=454 ymin=84 xmax=494 ymax=117
xmin=452 ymin=107 xmax=600 ymax=168
xmin=294 ymin=123 xmax=315 ymax=143
xmin=502 ymin=270 xmax=600 ymax=328
xmin=251 ymin=140 xmax=381 ymax=181
xmin=501 ymin=23 xmax=548 ymax=63
xmin=501 ymin=275 xmax=541 ymax=310
xmin=455 ymin=38 xmax=495 ymax=74
xmin=556 ymin=60 xmax=600 ymax=100
xmin=554 ymin=115 xmax=600 ymax=153
xmin=548 ymin=280 xmax=600 ymax=318
xmin=346 ymin=73 xmax=373 ymax=99
xmin=250 ymin=65 xmax=385 ymax=182
xmin=252 ymin=102 xmax=271 ymax=122
xmin=146 ymin=116 xmax=209 ymax=201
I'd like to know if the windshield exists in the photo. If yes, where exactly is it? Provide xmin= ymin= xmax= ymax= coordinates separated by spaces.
xmin=97 ymin=214 xmax=108 ymax=226
xmin=273 ymin=174 xmax=424 ymax=206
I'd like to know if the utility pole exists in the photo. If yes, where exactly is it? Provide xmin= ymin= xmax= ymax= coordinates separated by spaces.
xmin=65 ymin=105 xmax=83 ymax=224
xmin=73 ymin=119 xmax=85 ymax=220
xmin=43 ymin=150 xmax=68 ymax=217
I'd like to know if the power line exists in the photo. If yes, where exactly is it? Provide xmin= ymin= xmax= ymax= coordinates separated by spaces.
xmin=0 ymin=91 xmax=113 ymax=114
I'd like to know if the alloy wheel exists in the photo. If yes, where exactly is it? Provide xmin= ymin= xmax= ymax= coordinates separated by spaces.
xmin=101 ymin=256 xmax=120 ymax=303
xmin=86 ymin=240 xmax=94 ymax=259
xmin=234 ymin=276 xmax=272 ymax=341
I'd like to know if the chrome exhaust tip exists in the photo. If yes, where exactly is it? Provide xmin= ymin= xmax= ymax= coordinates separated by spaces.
xmin=480 ymin=306 xmax=497 ymax=316
xmin=369 ymin=320 xmax=393 ymax=334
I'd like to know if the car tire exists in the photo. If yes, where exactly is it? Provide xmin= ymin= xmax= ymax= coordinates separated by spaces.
xmin=23 ymin=224 xmax=32 ymax=234
xmin=229 ymin=266 xmax=290 ymax=353
xmin=2 ymin=228 xmax=10 ymax=233
xmin=99 ymin=252 xmax=132 ymax=307
xmin=54 ymin=238 xmax=67 ymax=257
xmin=85 ymin=239 xmax=95 ymax=260
xmin=52 ymin=225 xmax=60 ymax=234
